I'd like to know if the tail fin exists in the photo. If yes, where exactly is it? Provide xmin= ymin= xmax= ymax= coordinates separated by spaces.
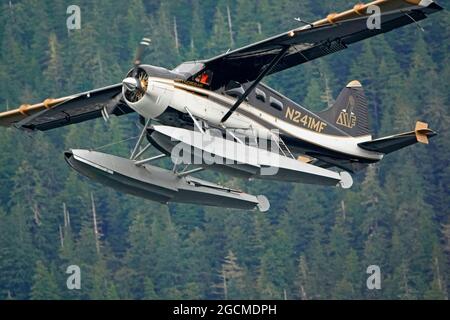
xmin=319 ymin=80 xmax=371 ymax=137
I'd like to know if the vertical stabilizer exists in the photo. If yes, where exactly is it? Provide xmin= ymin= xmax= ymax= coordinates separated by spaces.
xmin=319 ymin=80 xmax=371 ymax=137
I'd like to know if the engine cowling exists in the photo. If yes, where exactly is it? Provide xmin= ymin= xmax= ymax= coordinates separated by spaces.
xmin=122 ymin=66 xmax=173 ymax=119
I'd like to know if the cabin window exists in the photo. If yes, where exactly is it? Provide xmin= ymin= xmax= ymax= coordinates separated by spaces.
xmin=255 ymin=88 xmax=266 ymax=102
xmin=225 ymin=81 xmax=245 ymax=98
xmin=270 ymin=97 xmax=283 ymax=111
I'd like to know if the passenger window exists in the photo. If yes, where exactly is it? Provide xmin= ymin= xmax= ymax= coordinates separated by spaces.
xmin=225 ymin=81 xmax=245 ymax=98
xmin=270 ymin=97 xmax=283 ymax=111
xmin=255 ymin=88 xmax=266 ymax=102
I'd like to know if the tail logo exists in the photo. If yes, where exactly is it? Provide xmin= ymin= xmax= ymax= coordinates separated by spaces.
xmin=336 ymin=96 xmax=357 ymax=129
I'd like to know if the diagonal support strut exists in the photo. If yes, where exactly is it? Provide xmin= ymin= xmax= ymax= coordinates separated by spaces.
xmin=130 ymin=117 xmax=151 ymax=160
xmin=221 ymin=46 xmax=290 ymax=124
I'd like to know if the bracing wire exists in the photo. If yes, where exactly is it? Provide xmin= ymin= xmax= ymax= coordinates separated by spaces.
xmin=93 ymin=135 xmax=140 ymax=151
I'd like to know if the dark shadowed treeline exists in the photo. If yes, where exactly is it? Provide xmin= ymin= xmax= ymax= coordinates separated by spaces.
xmin=0 ymin=0 xmax=449 ymax=300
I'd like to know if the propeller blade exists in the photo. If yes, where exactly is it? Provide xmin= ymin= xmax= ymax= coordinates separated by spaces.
xmin=133 ymin=37 xmax=151 ymax=67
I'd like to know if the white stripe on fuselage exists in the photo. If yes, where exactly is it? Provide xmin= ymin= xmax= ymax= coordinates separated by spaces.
xmin=146 ymin=77 xmax=383 ymax=161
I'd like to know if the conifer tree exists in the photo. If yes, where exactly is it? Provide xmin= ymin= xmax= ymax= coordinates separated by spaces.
xmin=206 ymin=7 xmax=231 ymax=57
xmin=217 ymin=250 xmax=246 ymax=299
xmin=31 ymin=261 xmax=60 ymax=300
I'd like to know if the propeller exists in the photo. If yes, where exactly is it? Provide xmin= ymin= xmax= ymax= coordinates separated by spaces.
xmin=122 ymin=37 xmax=151 ymax=103
xmin=132 ymin=37 xmax=151 ymax=77
xmin=100 ymin=38 xmax=152 ymax=123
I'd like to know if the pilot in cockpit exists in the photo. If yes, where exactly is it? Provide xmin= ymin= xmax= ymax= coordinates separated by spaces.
xmin=195 ymin=70 xmax=213 ymax=86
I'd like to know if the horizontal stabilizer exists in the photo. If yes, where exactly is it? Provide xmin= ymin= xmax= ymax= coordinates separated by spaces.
xmin=358 ymin=121 xmax=436 ymax=154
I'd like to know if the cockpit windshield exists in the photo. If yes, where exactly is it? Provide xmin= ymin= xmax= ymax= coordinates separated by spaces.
xmin=173 ymin=62 xmax=205 ymax=77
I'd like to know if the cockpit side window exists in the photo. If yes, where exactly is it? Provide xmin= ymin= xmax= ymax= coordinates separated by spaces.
xmin=194 ymin=70 xmax=213 ymax=86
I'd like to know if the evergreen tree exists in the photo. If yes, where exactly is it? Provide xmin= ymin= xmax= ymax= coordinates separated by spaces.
xmin=206 ymin=7 xmax=231 ymax=57
xmin=31 ymin=261 xmax=60 ymax=300
xmin=217 ymin=250 xmax=246 ymax=299
xmin=143 ymin=277 xmax=158 ymax=300
xmin=0 ymin=206 xmax=36 ymax=299
xmin=296 ymin=255 xmax=312 ymax=300
xmin=43 ymin=33 xmax=65 ymax=94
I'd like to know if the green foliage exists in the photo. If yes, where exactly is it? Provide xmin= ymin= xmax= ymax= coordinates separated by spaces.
xmin=0 ymin=0 xmax=448 ymax=300
xmin=31 ymin=261 xmax=60 ymax=300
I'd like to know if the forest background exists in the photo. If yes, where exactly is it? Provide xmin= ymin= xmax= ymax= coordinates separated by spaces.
xmin=0 ymin=0 xmax=449 ymax=300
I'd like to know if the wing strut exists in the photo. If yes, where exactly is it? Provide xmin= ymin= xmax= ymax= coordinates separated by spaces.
xmin=185 ymin=106 xmax=205 ymax=134
xmin=130 ymin=118 xmax=151 ymax=160
xmin=220 ymin=46 xmax=289 ymax=124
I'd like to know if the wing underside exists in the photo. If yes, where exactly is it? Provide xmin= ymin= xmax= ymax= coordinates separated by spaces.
xmin=195 ymin=0 xmax=442 ymax=87
xmin=0 ymin=84 xmax=134 ymax=131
